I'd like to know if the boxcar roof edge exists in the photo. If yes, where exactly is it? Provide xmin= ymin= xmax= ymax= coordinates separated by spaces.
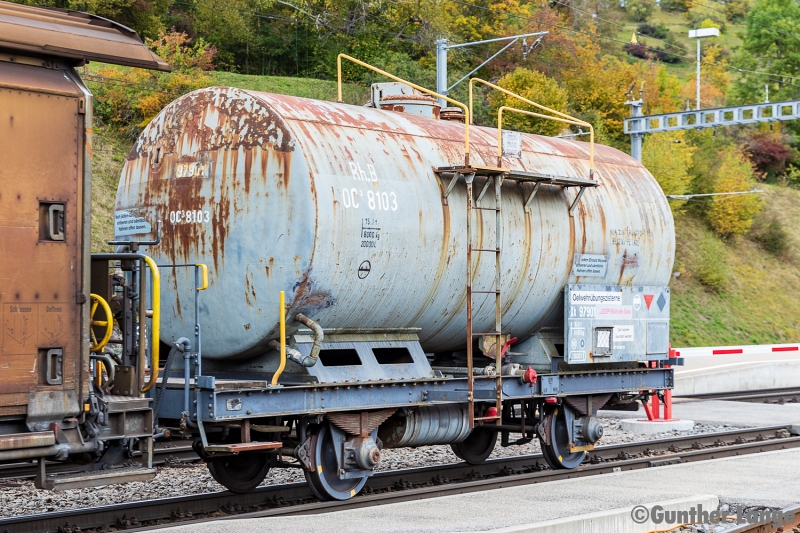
xmin=0 ymin=0 xmax=170 ymax=71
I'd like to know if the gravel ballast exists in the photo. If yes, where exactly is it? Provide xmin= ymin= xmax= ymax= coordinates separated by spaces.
xmin=0 ymin=419 xmax=746 ymax=518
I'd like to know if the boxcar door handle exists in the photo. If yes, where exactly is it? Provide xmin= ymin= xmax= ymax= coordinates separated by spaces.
xmin=46 ymin=348 xmax=63 ymax=385
xmin=48 ymin=204 xmax=65 ymax=241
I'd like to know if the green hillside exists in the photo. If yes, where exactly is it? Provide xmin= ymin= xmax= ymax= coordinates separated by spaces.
xmin=670 ymin=185 xmax=800 ymax=346
xmin=210 ymin=72 xmax=370 ymax=104
xmin=612 ymin=10 xmax=746 ymax=81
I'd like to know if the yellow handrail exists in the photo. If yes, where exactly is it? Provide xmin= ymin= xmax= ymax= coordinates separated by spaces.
xmin=271 ymin=291 xmax=287 ymax=386
xmin=498 ymin=106 xmax=595 ymax=170
xmin=140 ymin=255 xmax=161 ymax=393
xmin=195 ymin=263 xmax=208 ymax=291
xmin=469 ymin=78 xmax=594 ymax=173
xmin=337 ymin=54 xmax=472 ymax=166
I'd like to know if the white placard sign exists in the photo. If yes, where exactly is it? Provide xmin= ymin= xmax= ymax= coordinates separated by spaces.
xmin=613 ymin=325 xmax=634 ymax=342
xmin=114 ymin=210 xmax=152 ymax=237
xmin=502 ymin=130 xmax=522 ymax=158
xmin=572 ymin=254 xmax=608 ymax=277
xmin=569 ymin=290 xmax=622 ymax=305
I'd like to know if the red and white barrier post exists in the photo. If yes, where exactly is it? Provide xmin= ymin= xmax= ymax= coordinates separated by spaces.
xmin=643 ymin=347 xmax=679 ymax=422
xmin=672 ymin=343 xmax=800 ymax=358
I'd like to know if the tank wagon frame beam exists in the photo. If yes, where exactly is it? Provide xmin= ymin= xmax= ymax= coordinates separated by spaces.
xmin=155 ymin=369 xmax=673 ymax=423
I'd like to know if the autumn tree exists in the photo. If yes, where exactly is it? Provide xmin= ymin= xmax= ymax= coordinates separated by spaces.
xmin=685 ymin=2 xmax=726 ymax=30
xmin=660 ymin=0 xmax=691 ymax=11
xmin=681 ymin=44 xmax=731 ymax=108
xmin=625 ymin=0 xmax=658 ymax=22
xmin=706 ymin=147 xmax=763 ymax=237
xmin=743 ymin=128 xmax=796 ymax=178
xmin=642 ymin=131 xmax=695 ymax=212
xmin=731 ymin=0 xmax=800 ymax=102
xmin=90 ymin=31 xmax=216 ymax=135
xmin=67 ymin=0 xmax=170 ymax=39
xmin=724 ymin=0 xmax=751 ymax=22
xmin=189 ymin=0 xmax=255 ymax=70
xmin=562 ymin=37 xmax=682 ymax=144
xmin=487 ymin=68 xmax=569 ymax=136
xmin=440 ymin=0 xmax=532 ymax=44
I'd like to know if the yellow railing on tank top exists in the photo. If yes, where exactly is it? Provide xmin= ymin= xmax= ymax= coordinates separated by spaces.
xmin=468 ymin=78 xmax=594 ymax=176
xmin=336 ymin=54 xmax=472 ymax=167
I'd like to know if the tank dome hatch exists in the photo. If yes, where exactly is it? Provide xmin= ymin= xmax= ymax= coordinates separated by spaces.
xmin=369 ymin=82 xmax=442 ymax=119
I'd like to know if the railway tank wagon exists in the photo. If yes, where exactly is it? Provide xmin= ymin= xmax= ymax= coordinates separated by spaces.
xmin=115 ymin=78 xmax=677 ymax=500
xmin=118 ymin=87 xmax=674 ymax=359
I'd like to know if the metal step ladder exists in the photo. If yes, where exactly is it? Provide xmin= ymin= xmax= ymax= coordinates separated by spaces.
xmin=436 ymin=163 xmax=599 ymax=428
xmin=467 ymin=168 xmax=505 ymax=429
xmin=436 ymin=165 xmax=508 ymax=428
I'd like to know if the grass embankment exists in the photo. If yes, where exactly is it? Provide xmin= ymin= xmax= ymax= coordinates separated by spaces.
xmin=670 ymin=185 xmax=800 ymax=346
xmin=612 ymin=10 xmax=745 ymax=81
xmin=211 ymin=72 xmax=370 ymax=104
xmin=91 ymin=130 xmax=128 ymax=253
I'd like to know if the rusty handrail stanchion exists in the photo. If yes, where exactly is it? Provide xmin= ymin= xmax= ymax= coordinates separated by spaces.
xmin=139 ymin=255 xmax=160 ymax=393
xmin=497 ymin=106 xmax=595 ymax=216
xmin=497 ymin=105 xmax=594 ymax=171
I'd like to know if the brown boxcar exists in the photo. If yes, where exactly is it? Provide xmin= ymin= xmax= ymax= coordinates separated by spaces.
xmin=0 ymin=0 xmax=168 ymax=490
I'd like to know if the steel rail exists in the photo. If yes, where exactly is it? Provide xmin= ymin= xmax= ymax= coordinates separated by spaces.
xmin=723 ymin=502 xmax=800 ymax=532
xmin=1 ymin=426 xmax=797 ymax=532
xmin=0 ymin=441 xmax=197 ymax=481
xmin=677 ymin=387 xmax=800 ymax=404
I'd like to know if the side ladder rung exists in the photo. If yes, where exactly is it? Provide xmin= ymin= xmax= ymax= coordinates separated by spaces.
xmin=474 ymin=415 xmax=501 ymax=422
xmin=473 ymin=248 xmax=500 ymax=252
xmin=474 ymin=207 xmax=500 ymax=211
xmin=472 ymin=332 xmax=502 ymax=336
xmin=472 ymin=290 xmax=500 ymax=294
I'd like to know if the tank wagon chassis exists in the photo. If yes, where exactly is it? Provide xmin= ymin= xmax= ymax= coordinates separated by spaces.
xmin=138 ymin=59 xmax=678 ymax=500
xmin=150 ymin=286 xmax=674 ymax=500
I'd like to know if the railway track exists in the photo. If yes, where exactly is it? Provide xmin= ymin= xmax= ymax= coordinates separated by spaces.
xmin=678 ymin=387 xmax=800 ymax=404
xmin=0 ymin=441 xmax=197 ymax=482
xmin=725 ymin=502 xmax=800 ymax=533
xmin=1 ymin=425 xmax=798 ymax=533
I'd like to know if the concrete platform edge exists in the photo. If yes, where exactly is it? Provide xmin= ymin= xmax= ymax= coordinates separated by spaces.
xmin=477 ymin=495 xmax=719 ymax=533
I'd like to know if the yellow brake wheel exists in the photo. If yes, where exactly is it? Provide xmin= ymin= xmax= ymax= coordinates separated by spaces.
xmin=89 ymin=293 xmax=113 ymax=353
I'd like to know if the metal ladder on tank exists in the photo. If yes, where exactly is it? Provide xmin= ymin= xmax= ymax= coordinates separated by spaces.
xmin=437 ymin=160 xmax=599 ymax=429
xmin=436 ymin=167 xmax=507 ymax=428
xmin=466 ymin=171 xmax=505 ymax=428
xmin=433 ymin=81 xmax=600 ymax=428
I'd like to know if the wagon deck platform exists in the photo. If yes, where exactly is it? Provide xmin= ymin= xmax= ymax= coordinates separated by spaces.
xmin=156 ymin=368 xmax=673 ymax=422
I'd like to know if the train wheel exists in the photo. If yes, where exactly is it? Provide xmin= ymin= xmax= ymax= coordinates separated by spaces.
xmin=207 ymin=453 xmax=270 ymax=493
xmin=451 ymin=430 xmax=497 ymax=465
xmin=304 ymin=423 xmax=368 ymax=501
xmin=540 ymin=437 xmax=561 ymax=469
xmin=540 ymin=406 xmax=585 ymax=470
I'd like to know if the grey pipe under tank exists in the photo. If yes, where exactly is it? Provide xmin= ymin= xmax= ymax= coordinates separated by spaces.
xmin=378 ymin=405 xmax=472 ymax=448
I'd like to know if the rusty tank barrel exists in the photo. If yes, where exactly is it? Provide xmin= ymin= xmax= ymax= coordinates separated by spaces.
xmin=114 ymin=87 xmax=674 ymax=359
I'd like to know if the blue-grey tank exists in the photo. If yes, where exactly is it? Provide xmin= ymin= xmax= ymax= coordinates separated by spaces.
xmin=114 ymin=86 xmax=675 ymax=359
